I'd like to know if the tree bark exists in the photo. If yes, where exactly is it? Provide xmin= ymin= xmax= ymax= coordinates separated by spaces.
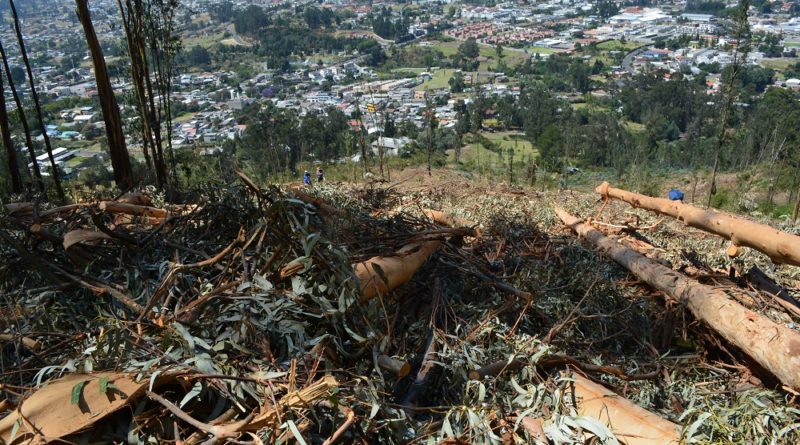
xmin=76 ymin=0 xmax=134 ymax=191
xmin=0 ymin=65 xmax=22 ymax=193
xmin=556 ymin=207 xmax=800 ymax=392
xmin=9 ymin=0 xmax=65 ymax=202
xmin=597 ymin=182 xmax=800 ymax=267
xmin=355 ymin=240 xmax=441 ymax=302
xmin=564 ymin=372 xmax=680 ymax=445
xmin=117 ymin=0 xmax=154 ymax=177
xmin=0 ymin=38 xmax=42 ymax=194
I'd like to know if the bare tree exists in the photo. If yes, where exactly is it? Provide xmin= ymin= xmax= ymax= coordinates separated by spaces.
xmin=75 ymin=0 xmax=134 ymax=190
xmin=0 ymin=38 xmax=42 ymax=194
xmin=0 ymin=60 xmax=22 ymax=194
xmin=9 ymin=0 xmax=65 ymax=202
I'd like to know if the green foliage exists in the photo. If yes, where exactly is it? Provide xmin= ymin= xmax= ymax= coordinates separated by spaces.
xmin=233 ymin=5 xmax=270 ymax=35
xmin=710 ymin=187 xmax=733 ymax=209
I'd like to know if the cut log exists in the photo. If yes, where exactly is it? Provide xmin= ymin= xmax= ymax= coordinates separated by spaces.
xmin=425 ymin=209 xmax=481 ymax=237
xmin=0 ymin=333 xmax=40 ymax=351
xmin=63 ymin=230 xmax=112 ymax=252
xmin=556 ymin=207 xmax=800 ymax=391
xmin=355 ymin=240 xmax=441 ymax=302
xmin=98 ymin=201 xmax=168 ymax=219
xmin=3 ymin=202 xmax=32 ymax=215
xmin=377 ymin=355 xmax=412 ymax=377
xmin=564 ymin=372 xmax=679 ymax=445
xmin=596 ymin=181 xmax=800 ymax=267
xmin=288 ymin=187 xmax=346 ymax=217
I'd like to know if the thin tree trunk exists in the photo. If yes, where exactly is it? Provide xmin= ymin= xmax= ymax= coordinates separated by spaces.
xmin=706 ymin=0 xmax=749 ymax=209
xmin=0 ymin=65 xmax=22 ymax=193
xmin=9 ymin=0 xmax=65 ymax=202
xmin=0 ymin=38 xmax=42 ymax=194
xmin=75 ymin=0 xmax=134 ymax=191
xmin=117 ymin=0 xmax=153 ymax=176
xmin=793 ymin=176 xmax=800 ymax=224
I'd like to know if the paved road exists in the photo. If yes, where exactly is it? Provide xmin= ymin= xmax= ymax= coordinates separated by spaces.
xmin=622 ymin=46 xmax=649 ymax=73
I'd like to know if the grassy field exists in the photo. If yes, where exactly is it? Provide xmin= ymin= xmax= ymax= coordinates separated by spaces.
xmin=526 ymin=46 xmax=557 ymax=55
xmin=183 ymin=31 xmax=226 ymax=49
xmin=420 ymin=40 xmax=528 ymax=67
xmin=414 ymin=68 xmax=456 ymax=91
xmin=761 ymin=57 xmax=799 ymax=71
xmin=450 ymin=132 xmax=538 ymax=166
xmin=596 ymin=39 xmax=641 ymax=52
xmin=624 ymin=121 xmax=647 ymax=133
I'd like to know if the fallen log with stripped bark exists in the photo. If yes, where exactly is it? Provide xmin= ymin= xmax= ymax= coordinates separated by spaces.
xmin=556 ymin=207 xmax=800 ymax=392
xmin=596 ymin=182 xmax=800 ymax=266
xmin=565 ymin=372 xmax=679 ymax=445
xmin=355 ymin=240 xmax=442 ymax=302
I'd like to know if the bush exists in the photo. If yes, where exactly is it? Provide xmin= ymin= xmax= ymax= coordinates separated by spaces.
xmin=710 ymin=188 xmax=732 ymax=210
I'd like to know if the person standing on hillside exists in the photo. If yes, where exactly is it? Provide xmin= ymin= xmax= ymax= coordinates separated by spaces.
xmin=316 ymin=166 xmax=324 ymax=183
xmin=303 ymin=170 xmax=312 ymax=185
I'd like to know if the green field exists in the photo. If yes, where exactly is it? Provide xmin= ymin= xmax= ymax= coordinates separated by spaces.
xmin=624 ymin=121 xmax=646 ymax=133
xmin=451 ymin=132 xmax=538 ymax=166
xmin=596 ymin=39 xmax=641 ymax=52
xmin=420 ymin=40 xmax=528 ymax=68
xmin=527 ymin=46 xmax=557 ymax=55
xmin=762 ymin=57 xmax=799 ymax=71
xmin=414 ymin=68 xmax=456 ymax=91
xmin=183 ymin=31 xmax=226 ymax=49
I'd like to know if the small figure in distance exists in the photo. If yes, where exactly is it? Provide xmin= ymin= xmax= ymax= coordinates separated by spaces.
xmin=316 ymin=166 xmax=324 ymax=183
xmin=303 ymin=170 xmax=312 ymax=186
xmin=668 ymin=188 xmax=684 ymax=202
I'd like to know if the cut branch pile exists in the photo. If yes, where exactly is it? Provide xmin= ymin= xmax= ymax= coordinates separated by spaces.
xmin=1 ymin=178 xmax=799 ymax=444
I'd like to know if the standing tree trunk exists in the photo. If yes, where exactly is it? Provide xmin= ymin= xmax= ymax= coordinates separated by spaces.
xmin=0 ymin=65 xmax=22 ymax=193
xmin=9 ymin=0 xmax=65 ymax=202
xmin=117 ymin=0 xmax=154 ymax=177
xmin=793 ymin=185 xmax=800 ymax=224
xmin=76 ymin=0 xmax=134 ymax=191
xmin=706 ymin=0 xmax=750 ymax=209
xmin=0 ymin=38 xmax=42 ymax=194
xmin=117 ymin=0 xmax=168 ymax=189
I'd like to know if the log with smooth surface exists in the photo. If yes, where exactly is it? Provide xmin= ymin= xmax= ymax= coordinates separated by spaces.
xmin=556 ymin=207 xmax=800 ymax=391
xmin=355 ymin=240 xmax=441 ymax=302
xmin=596 ymin=181 xmax=800 ymax=266
xmin=565 ymin=372 xmax=680 ymax=445
xmin=425 ymin=209 xmax=481 ymax=236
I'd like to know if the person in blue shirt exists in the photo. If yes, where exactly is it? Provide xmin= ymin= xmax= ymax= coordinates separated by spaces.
xmin=303 ymin=170 xmax=312 ymax=185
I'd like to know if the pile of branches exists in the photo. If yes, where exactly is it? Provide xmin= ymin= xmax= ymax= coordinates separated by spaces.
xmin=1 ymin=177 xmax=799 ymax=444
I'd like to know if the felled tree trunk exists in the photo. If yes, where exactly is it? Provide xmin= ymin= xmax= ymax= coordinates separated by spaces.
xmin=76 ymin=0 xmax=134 ymax=191
xmin=355 ymin=240 xmax=441 ymax=302
xmin=596 ymin=182 xmax=800 ymax=267
xmin=565 ymin=373 xmax=679 ymax=445
xmin=556 ymin=207 xmax=800 ymax=392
